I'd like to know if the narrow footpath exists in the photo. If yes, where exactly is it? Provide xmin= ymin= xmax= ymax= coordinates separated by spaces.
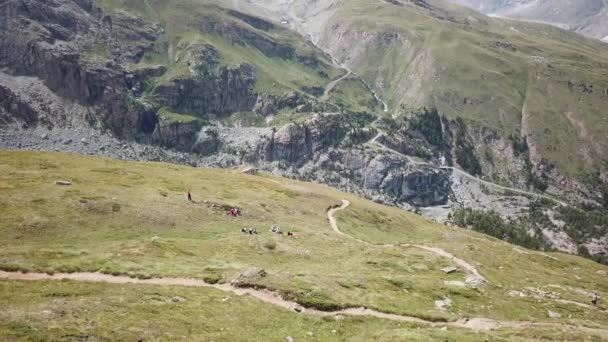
xmin=0 ymin=202 xmax=604 ymax=335
xmin=367 ymin=133 xmax=568 ymax=207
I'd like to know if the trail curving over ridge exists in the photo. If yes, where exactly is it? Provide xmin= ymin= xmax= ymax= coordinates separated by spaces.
xmin=326 ymin=200 xmax=487 ymax=285
xmin=1 ymin=203 xmax=606 ymax=335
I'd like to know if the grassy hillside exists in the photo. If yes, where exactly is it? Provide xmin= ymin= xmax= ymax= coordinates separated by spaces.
xmin=313 ymin=0 xmax=608 ymax=179
xmin=0 ymin=150 xmax=607 ymax=340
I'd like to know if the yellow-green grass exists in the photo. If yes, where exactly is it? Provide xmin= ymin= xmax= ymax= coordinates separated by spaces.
xmin=2 ymin=280 xmax=608 ymax=342
xmin=0 ymin=150 xmax=607 ymax=339
xmin=326 ymin=76 xmax=383 ymax=114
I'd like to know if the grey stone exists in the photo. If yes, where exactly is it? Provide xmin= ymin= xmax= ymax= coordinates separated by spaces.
xmin=442 ymin=267 xmax=458 ymax=274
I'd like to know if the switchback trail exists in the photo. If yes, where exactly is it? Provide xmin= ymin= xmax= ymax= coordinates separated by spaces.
xmin=327 ymin=200 xmax=486 ymax=286
xmin=0 ymin=204 xmax=606 ymax=335
xmin=313 ymin=42 xmax=389 ymax=112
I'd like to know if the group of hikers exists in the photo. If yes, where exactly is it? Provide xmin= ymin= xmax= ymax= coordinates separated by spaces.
xmin=270 ymin=225 xmax=297 ymax=239
xmin=239 ymin=226 xmax=297 ymax=238
xmin=187 ymin=190 xmax=298 ymax=239
xmin=227 ymin=207 xmax=241 ymax=217
xmin=187 ymin=190 xmax=605 ymax=307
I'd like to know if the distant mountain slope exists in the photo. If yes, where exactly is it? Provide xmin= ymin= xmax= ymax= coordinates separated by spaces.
xmin=250 ymin=0 xmax=608 ymax=188
xmin=448 ymin=0 xmax=608 ymax=42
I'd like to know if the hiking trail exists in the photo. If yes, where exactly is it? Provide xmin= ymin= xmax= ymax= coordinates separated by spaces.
xmin=326 ymin=200 xmax=486 ymax=286
xmin=367 ymin=133 xmax=568 ymax=207
xmin=0 ymin=201 xmax=604 ymax=335
xmin=1 ymin=270 xmax=606 ymax=335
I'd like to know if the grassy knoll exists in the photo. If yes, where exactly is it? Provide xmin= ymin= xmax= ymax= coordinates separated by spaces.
xmin=0 ymin=150 xmax=607 ymax=340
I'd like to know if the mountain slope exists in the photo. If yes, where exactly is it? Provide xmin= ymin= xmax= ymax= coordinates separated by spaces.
xmin=0 ymin=150 xmax=607 ymax=340
xmin=250 ymin=0 xmax=608 ymax=186
xmin=447 ymin=0 xmax=608 ymax=42
xmin=1 ymin=0 xmax=607 ymax=261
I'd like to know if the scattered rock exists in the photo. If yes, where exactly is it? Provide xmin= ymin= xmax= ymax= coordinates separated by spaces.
xmin=444 ymin=280 xmax=466 ymax=287
xmin=508 ymin=290 xmax=526 ymax=298
xmin=516 ymin=287 xmax=561 ymax=300
xmin=441 ymin=266 xmax=458 ymax=274
xmin=548 ymin=310 xmax=561 ymax=318
xmin=172 ymin=296 xmax=186 ymax=303
xmin=241 ymin=167 xmax=259 ymax=175
xmin=231 ymin=267 xmax=267 ymax=286
xmin=435 ymin=297 xmax=452 ymax=311
xmin=55 ymin=180 xmax=72 ymax=186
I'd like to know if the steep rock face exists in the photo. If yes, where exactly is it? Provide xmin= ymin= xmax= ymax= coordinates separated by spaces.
xmin=151 ymin=119 xmax=204 ymax=152
xmin=254 ymin=113 xmax=376 ymax=164
xmin=153 ymin=64 xmax=257 ymax=117
xmin=0 ymin=0 xmax=118 ymax=102
xmin=0 ymin=85 xmax=38 ymax=126
xmin=237 ymin=113 xmax=451 ymax=207
xmin=0 ymin=71 xmax=92 ymax=129
xmin=0 ymin=0 xmax=160 ymax=139
xmin=265 ymin=123 xmax=314 ymax=163
xmin=253 ymin=91 xmax=320 ymax=116
xmin=307 ymin=149 xmax=450 ymax=207
xmin=191 ymin=128 xmax=222 ymax=156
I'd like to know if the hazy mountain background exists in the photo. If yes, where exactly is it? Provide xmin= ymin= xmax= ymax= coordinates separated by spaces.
xmin=448 ymin=0 xmax=608 ymax=42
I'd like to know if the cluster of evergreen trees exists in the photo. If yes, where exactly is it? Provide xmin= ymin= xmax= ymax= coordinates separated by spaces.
xmin=451 ymin=208 xmax=543 ymax=250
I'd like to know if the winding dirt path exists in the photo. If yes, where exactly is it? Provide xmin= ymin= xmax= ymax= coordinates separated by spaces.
xmin=321 ymin=60 xmax=352 ymax=100
xmin=0 ymin=200 xmax=601 ymax=335
xmin=368 ymin=133 xmax=568 ymax=206
xmin=2 ymin=270 xmax=606 ymax=335
xmin=326 ymin=200 xmax=486 ymax=285
xmin=0 ymin=204 xmax=606 ymax=335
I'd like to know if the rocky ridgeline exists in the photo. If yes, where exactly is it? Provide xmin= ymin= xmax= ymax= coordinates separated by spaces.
xmin=152 ymin=112 xmax=452 ymax=208
xmin=0 ymin=110 xmax=452 ymax=210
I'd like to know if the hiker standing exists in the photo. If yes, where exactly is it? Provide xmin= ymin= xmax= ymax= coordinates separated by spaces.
xmin=592 ymin=293 xmax=599 ymax=306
